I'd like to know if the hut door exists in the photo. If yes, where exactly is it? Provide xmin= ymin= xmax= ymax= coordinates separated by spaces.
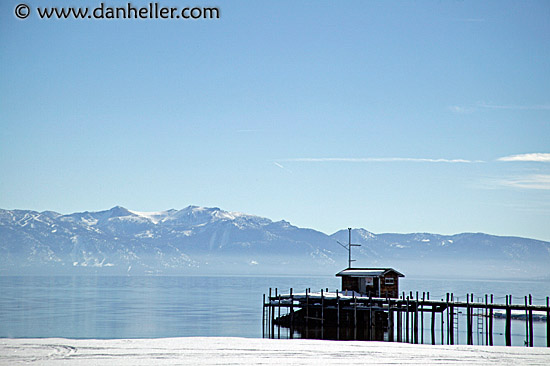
xmin=358 ymin=278 xmax=367 ymax=294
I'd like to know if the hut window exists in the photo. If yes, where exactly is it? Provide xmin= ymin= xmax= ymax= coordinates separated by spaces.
xmin=385 ymin=277 xmax=394 ymax=285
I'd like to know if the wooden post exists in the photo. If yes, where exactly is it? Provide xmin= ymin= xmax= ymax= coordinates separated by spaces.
xmin=406 ymin=296 xmax=410 ymax=343
xmin=321 ymin=289 xmax=324 ymax=326
xmin=262 ymin=294 xmax=265 ymax=338
xmin=353 ymin=292 xmax=357 ymax=340
xmin=289 ymin=288 xmax=294 ymax=339
xmin=397 ymin=303 xmax=403 ymax=342
xmin=529 ymin=295 xmax=533 ymax=347
xmin=354 ymin=293 xmax=357 ymax=328
xmin=547 ymin=297 xmax=550 ymax=348
xmin=414 ymin=292 xmax=419 ymax=344
xmin=525 ymin=296 xmax=529 ymax=347
xmin=445 ymin=293 xmax=449 ymax=345
xmin=429 ymin=295 xmax=433 ymax=344
xmin=431 ymin=303 xmax=436 ymax=345
xmin=446 ymin=293 xmax=450 ymax=345
xmin=452 ymin=293 xmax=456 ymax=345
xmin=274 ymin=288 xmax=278 ymax=326
xmin=305 ymin=288 xmax=309 ymax=328
xmin=470 ymin=294 xmax=475 ymax=345
xmin=421 ymin=292 xmax=425 ymax=344
xmin=277 ymin=294 xmax=281 ymax=339
xmin=489 ymin=294 xmax=494 ymax=346
xmin=289 ymin=289 xmax=293 ymax=320
xmin=400 ymin=293 xmax=404 ymax=343
xmin=441 ymin=301 xmax=444 ymax=345
xmin=449 ymin=303 xmax=454 ymax=345
xmin=321 ymin=289 xmax=325 ymax=339
xmin=270 ymin=288 xmax=274 ymax=338
xmin=336 ymin=289 xmax=340 ymax=334
xmin=277 ymin=297 xmax=281 ymax=340
xmin=485 ymin=294 xmax=489 ymax=346
xmin=369 ymin=296 xmax=374 ymax=340
xmin=267 ymin=288 xmax=271 ymax=338
xmin=466 ymin=294 xmax=474 ymax=346
xmin=505 ymin=295 xmax=512 ymax=347
xmin=371 ymin=299 xmax=376 ymax=342
xmin=388 ymin=299 xmax=394 ymax=342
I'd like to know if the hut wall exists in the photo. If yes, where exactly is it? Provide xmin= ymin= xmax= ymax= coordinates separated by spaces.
xmin=341 ymin=276 xmax=360 ymax=292
xmin=341 ymin=273 xmax=400 ymax=298
xmin=380 ymin=273 xmax=399 ymax=298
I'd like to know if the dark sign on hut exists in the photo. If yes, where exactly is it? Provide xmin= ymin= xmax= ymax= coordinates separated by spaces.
xmin=336 ymin=268 xmax=404 ymax=298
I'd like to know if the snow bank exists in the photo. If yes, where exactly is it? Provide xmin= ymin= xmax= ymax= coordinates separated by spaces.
xmin=2 ymin=337 xmax=550 ymax=365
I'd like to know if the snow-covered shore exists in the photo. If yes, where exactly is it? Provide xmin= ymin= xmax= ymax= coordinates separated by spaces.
xmin=2 ymin=337 xmax=550 ymax=365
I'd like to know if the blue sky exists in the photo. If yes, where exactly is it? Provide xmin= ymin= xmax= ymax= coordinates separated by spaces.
xmin=1 ymin=1 xmax=549 ymax=240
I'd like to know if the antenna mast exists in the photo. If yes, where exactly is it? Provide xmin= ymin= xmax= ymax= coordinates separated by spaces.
xmin=337 ymin=228 xmax=361 ymax=268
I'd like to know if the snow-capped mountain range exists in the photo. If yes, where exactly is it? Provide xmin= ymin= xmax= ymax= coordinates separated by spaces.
xmin=1 ymin=206 xmax=549 ymax=278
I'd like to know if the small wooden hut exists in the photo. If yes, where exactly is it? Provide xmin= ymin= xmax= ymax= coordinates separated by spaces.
xmin=336 ymin=268 xmax=404 ymax=298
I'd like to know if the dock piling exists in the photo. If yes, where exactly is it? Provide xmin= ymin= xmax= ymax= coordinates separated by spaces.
xmin=421 ymin=292 xmax=425 ymax=344
xmin=547 ymin=297 xmax=550 ymax=348
xmin=414 ymin=292 xmax=419 ymax=344
xmin=262 ymin=293 xmax=265 ymax=337
xmin=485 ymin=294 xmax=489 ymax=346
xmin=489 ymin=294 xmax=494 ymax=346
xmin=466 ymin=294 xmax=474 ymax=346
xmin=525 ymin=296 xmax=529 ymax=346
xmin=431 ymin=300 xmax=436 ymax=345
xmin=529 ymin=295 xmax=533 ymax=347
xmin=449 ymin=293 xmax=454 ymax=345
xmin=397 ymin=303 xmax=402 ymax=342
xmin=505 ymin=295 xmax=512 ymax=347
xmin=388 ymin=299 xmax=394 ymax=342
xmin=406 ymin=296 xmax=410 ymax=343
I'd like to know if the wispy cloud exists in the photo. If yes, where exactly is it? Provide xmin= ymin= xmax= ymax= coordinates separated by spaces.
xmin=283 ymin=157 xmax=481 ymax=163
xmin=449 ymin=103 xmax=550 ymax=114
xmin=448 ymin=105 xmax=474 ymax=114
xmin=498 ymin=174 xmax=550 ymax=190
xmin=273 ymin=162 xmax=292 ymax=173
xmin=497 ymin=153 xmax=550 ymax=162
xmin=478 ymin=103 xmax=550 ymax=111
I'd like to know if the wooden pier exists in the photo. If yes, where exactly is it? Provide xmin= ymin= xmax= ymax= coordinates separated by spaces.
xmin=262 ymin=288 xmax=550 ymax=347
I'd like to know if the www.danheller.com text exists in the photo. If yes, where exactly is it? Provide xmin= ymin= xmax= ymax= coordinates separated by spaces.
xmin=14 ymin=2 xmax=220 ymax=20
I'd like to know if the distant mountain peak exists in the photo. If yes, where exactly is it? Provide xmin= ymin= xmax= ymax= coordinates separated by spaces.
xmin=128 ymin=209 xmax=175 ymax=224
xmin=177 ymin=205 xmax=261 ymax=221
xmin=107 ymin=206 xmax=134 ymax=217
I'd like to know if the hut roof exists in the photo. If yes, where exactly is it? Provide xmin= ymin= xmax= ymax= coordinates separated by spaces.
xmin=336 ymin=268 xmax=405 ymax=278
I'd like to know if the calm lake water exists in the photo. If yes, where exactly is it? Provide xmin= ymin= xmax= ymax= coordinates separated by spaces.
xmin=1 ymin=275 xmax=548 ymax=347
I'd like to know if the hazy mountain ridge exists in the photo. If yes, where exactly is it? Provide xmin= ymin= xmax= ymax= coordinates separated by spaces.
xmin=1 ymin=206 xmax=549 ymax=278
xmin=0 ymin=206 xmax=339 ymax=275
xmin=330 ymin=229 xmax=550 ymax=278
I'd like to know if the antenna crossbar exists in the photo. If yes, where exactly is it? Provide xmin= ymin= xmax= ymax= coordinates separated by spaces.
xmin=336 ymin=228 xmax=361 ymax=268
